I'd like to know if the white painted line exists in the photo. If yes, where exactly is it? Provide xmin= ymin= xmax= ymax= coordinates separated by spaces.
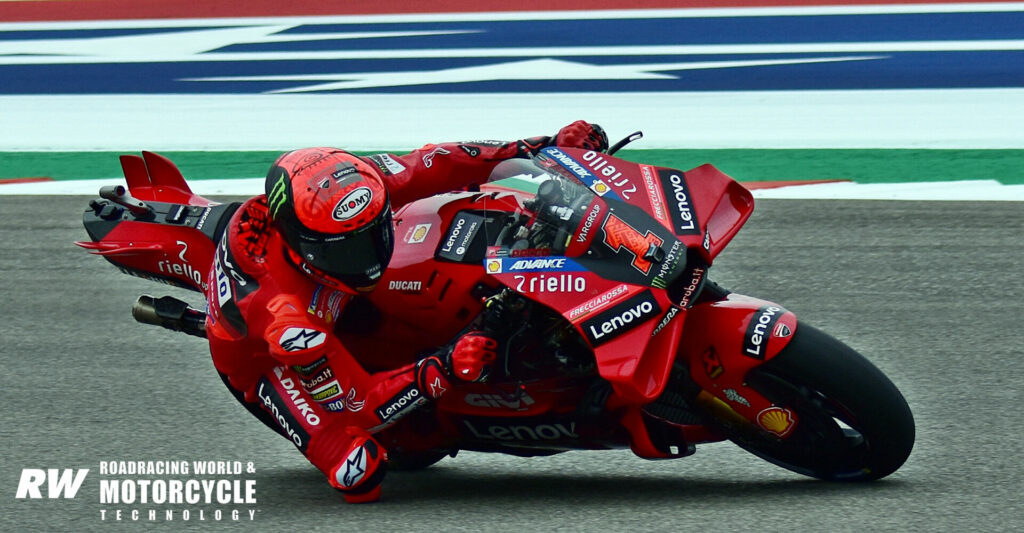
xmin=3 ymin=89 xmax=1022 ymax=150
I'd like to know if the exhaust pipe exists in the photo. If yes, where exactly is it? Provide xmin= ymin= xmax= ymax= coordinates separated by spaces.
xmin=133 ymin=295 xmax=207 ymax=338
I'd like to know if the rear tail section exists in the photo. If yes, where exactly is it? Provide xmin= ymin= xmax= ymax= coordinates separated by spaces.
xmin=75 ymin=152 xmax=242 ymax=293
xmin=120 ymin=151 xmax=214 ymax=206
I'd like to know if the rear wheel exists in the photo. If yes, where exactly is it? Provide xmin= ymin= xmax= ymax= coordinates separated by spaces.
xmin=704 ymin=324 xmax=914 ymax=481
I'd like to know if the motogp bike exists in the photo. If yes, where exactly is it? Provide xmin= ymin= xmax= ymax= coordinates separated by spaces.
xmin=77 ymin=135 xmax=914 ymax=481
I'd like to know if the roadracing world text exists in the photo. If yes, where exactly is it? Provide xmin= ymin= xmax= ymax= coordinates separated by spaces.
xmin=15 ymin=460 xmax=258 ymax=522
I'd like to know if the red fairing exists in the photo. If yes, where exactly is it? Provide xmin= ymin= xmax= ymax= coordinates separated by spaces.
xmin=77 ymin=220 xmax=216 ymax=293
xmin=544 ymin=149 xmax=754 ymax=261
xmin=121 ymin=151 xmax=215 ymax=206
xmin=678 ymin=294 xmax=799 ymax=426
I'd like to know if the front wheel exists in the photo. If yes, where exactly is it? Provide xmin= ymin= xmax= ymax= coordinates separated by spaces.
xmin=705 ymin=324 xmax=915 ymax=481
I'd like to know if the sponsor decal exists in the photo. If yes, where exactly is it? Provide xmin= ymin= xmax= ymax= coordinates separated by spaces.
xmin=568 ymin=284 xmax=630 ymax=321
xmin=421 ymin=146 xmax=450 ymax=168
xmin=513 ymin=273 xmax=586 ymax=293
xmin=602 ymin=214 xmax=664 ymax=275
xmin=272 ymin=367 xmax=321 ymax=426
xmin=266 ymin=172 xmax=288 ymax=218
xmin=651 ymin=266 xmax=705 ymax=336
xmin=299 ymin=366 xmax=334 ymax=391
xmin=291 ymin=356 xmax=327 ymax=376
xmin=194 ymin=207 xmax=212 ymax=231
xmin=345 ymin=388 xmax=366 ymax=411
xmin=581 ymin=151 xmax=637 ymax=200
xmin=641 ymin=164 xmax=670 ymax=227
xmin=724 ymin=388 xmax=751 ymax=407
xmin=257 ymin=377 xmax=310 ymax=451
xmin=426 ymin=376 xmax=446 ymax=399
xmin=331 ymin=165 xmax=358 ymax=180
xmin=462 ymin=419 xmax=579 ymax=441
xmin=651 ymin=306 xmax=680 ymax=337
xmin=375 ymin=384 xmax=426 ymax=424
xmin=309 ymin=381 xmax=342 ymax=402
xmin=757 ymin=406 xmax=798 ymax=437
xmin=671 ymin=266 xmax=706 ymax=309
xmin=328 ymin=164 xmax=362 ymax=188
xmin=658 ymin=169 xmax=701 ymax=236
xmin=465 ymin=392 xmax=536 ymax=410
xmin=485 ymin=256 xmax=585 ymax=274
xmin=332 ymin=186 xmax=373 ymax=221
xmin=458 ymin=144 xmax=481 ymax=157
xmin=278 ymin=327 xmax=327 ymax=352
xmin=388 ymin=280 xmax=423 ymax=291
xmin=486 ymin=246 xmax=550 ymax=258
xmin=575 ymin=201 xmax=605 ymax=244
xmin=339 ymin=445 xmax=367 ymax=488
xmin=581 ymin=291 xmax=661 ymax=346
xmin=323 ymin=388 xmax=366 ymax=413
xmin=368 ymin=153 xmax=406 ymax=175
xmin=327 ymin=291 xmax=345 ymax=319
xmin=307 ymin=285 xmax=324 ymax=315
xmin=702 ymin=346 xmax=724 ymax=379
xmin=212 ymin=238 xmax=256 ymax=336
xmin=743 ymin=306 xmax=786 ymax=360
xmin=157 ymin=240 xmax=207 ymax=290
xmin=651 ymin=240 xmax=684 ymax=289
xmin=774 ymin=323 xmax=793 ymax=338
xmin=306 ymin=286 xmax=345 ymax=323
xmin=404 ymin=223 xmax=431 ymax=244
xmin=540 ymin=147 xmax=621 ymax=200
xmin=438 ymin=212 xmax=484 ymax=261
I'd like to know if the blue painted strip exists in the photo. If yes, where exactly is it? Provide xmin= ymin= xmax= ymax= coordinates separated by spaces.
xmin=237 ymin=12 xmax=1024 ymax=49
xmin=2 ymin=51 xmax=1021 ymax=93
xmin=4 ymin=12 xmax=1024 ymax=46
xmin=2 ymin=10 xmax=1023 ymax=94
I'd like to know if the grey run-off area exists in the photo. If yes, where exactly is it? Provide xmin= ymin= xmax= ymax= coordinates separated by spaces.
xmin=1 ymin=196 xmax=1022 ymax=532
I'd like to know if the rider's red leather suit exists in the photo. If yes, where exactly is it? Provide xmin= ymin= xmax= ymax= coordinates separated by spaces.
xmin=204 ymin=138 xmax=545 ymax=479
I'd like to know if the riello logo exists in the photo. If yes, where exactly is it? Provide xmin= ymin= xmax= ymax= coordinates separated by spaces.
xmin=15 ymin=468 xmax=89 ymax=499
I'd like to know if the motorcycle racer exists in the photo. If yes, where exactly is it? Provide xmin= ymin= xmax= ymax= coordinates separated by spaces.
xmin=204 ymin=121 xmax=609 ymax=503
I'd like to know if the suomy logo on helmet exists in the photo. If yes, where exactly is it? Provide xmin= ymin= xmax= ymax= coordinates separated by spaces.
xmin=267 ymin=172 xmax=289 ymax=219
xmin=333 ymin=187 xmax=373 ymax=221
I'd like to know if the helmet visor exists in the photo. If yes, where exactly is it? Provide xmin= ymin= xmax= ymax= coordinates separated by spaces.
xmin=290 ymin=208 xmax=394 ymax=290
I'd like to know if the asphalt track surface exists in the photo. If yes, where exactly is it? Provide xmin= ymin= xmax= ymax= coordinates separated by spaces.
xmin=2 ymin=195 xmax=1022 ymax=532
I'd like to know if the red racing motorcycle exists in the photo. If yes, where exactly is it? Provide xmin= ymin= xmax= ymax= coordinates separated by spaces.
xmin=77 ymin=137 xmax=914 ymax=481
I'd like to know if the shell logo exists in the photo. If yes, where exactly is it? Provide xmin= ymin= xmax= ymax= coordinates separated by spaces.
xmin=485 ymin=259 xmax=502 ymax=274
xmin=757 ymin=406 xmax=797 ymax=437
xmin=405 ymin=223 xmax=431 ymax=244
xmin=592 ymin=181 xmax=610 ymax=196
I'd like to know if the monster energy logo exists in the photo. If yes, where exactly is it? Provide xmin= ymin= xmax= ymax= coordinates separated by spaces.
xmin=268 ymin=172 xmax=289 ymax=218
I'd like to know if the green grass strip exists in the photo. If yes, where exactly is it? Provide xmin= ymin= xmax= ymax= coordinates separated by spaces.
xmin=2 ymin=149 xmax=1022 ymax=184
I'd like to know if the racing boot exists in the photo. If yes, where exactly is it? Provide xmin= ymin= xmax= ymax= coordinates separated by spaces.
xmin=327 ymin=427 xmax=387 ymax=503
